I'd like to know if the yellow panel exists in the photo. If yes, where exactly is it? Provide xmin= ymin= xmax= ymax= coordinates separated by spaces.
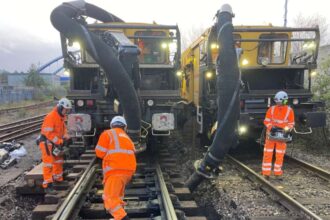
xmin=193 ymin=47 xmax=200 ymax=106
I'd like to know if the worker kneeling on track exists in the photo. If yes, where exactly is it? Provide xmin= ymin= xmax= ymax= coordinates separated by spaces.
xmin=262 ymin=91 xmax=295 ymax=180
xmin=38 ymin=97 xmax=72 ymax=194
xmin=95 ymin=116 xmax=136 ymax=220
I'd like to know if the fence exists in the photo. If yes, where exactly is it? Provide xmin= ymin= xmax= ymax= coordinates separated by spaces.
xmin=0 ymin=87 xmax=37 ymax=104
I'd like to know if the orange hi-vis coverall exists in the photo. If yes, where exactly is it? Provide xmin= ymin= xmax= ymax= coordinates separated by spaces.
xmin=39 ymin=107 xmax=67 ymax=188
xmin=262 ymin=105 xmax=295 ymax=176
xmin=95 ymin=128 xmax=136 ymax=220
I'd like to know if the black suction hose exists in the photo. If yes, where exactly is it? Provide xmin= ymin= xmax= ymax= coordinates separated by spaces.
xmin=185 ymin=4 xmax=240 ymax=191
xmin=50 ymin=1 xmax=141 ymax=143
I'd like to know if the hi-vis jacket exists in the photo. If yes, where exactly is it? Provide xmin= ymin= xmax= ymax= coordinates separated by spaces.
xmin=41 ymin=107 xmax=67 ymax=145
xmin=95 ymin=128 xmax=136 ymax=179
xmin=264 ymin=105 xmax=295 ymax=131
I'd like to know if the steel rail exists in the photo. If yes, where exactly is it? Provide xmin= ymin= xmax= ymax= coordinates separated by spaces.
xmin=285 ymin=155 xmax=330 ymax=181
xmin=0 ymin=101 xmax=53 ymax=114
xmin=156 ymin=163 xmax=178 ymax=220
xmin=0 ymin=128 xmax=40 ymax=142
xmin=52 ymin=157 xmax=97 ymax=220
xmin=0 ymin=120 xmax=43 ymax=134
xmin=0 ymin=114 xmax=46 ymax=130
xmin=227 ymin=155 xmax=323 ymax=220
xmin=0 ymin=124 xmax=41 ymax=140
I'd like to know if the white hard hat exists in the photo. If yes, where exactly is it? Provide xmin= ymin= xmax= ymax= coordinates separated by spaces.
xmin=110 ymin=116 xmax=127 ymax=127
xmin=274 ymin=91 xmax=288 ymax=104
xmin=58 ymin=98 xmax=72 ymax=109
xmin=219 ymin=4 xmax=233 ymax=14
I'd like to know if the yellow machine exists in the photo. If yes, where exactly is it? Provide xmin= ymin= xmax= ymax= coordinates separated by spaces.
xmin=88 ymin=22 xmax=178 ymax=65
xmin=63 ymin=21 xmax=181 ymax=147
xmin=180 ymin=25 xmax=325 ymax=144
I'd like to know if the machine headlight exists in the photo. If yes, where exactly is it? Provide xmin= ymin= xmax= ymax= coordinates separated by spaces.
xmin=147 ymin=100 xmax=154 ymax=106
xmin=242 ymin=59 xmax=249 ymax=66
xmin=211 ymin=43 xmax=219 ymax=49
xmin=72 ymin=41 xmax=81 ymax=49
xmin=63 ymin=69 xmax=70 ymax=76
xmin=206 ymin=72 xmax=213 ymax=79
xmin=311 ymin=71 xmax=317 ymax=77
xmin=238 ymin=125 xmax=248 ymax=135
xmin=303 ymin=41 xmax=316 ymax=50
xmin=161 ymin=43 xmax=167 ymax=49
xmin=77 ymin=100 xmax=84 ymax=107
xmin=308 ymin=41 xmax=316 ymax=49
xmin=284 ymin=126 xmax=290 ymax=131
xmin=292 ymin=98 xmax=299 ymax=105
xmin=176 ymin=71 xmax=183 ymax=77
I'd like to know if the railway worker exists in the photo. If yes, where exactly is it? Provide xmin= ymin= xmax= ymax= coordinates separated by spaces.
xmin=38 ymin=98 xmax=72 ymax=194
xmin=137 ymin=39 xmax=145 ymax=62
xmin=262 ymin=91 xmax=295 ymax=180
xmin=95 ymin=116 xmax=136 ymax=220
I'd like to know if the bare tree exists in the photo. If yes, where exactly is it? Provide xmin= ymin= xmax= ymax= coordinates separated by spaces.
xmin=293 ymin=13 xmax=329 ymax=45
xmin=181 ymin=25 xmax=207 ymax=51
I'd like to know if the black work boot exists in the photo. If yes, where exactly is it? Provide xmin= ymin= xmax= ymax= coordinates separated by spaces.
xmin=44 ymin=183 xmax=57 ymax=195
xmin=121 ymin=215 xmax=130 ymax=220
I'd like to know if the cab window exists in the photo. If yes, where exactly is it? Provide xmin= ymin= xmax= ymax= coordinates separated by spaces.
xmin=134 ymin=31 xmax=167 ymax=64
xmin=258 ymin=34 xmax=288 ymax=64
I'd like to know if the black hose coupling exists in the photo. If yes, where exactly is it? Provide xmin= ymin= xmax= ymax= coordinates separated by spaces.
xmin=194 ymin=157 xmax=222 ymax=179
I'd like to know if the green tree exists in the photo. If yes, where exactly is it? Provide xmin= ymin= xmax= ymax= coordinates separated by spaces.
xmin=24 ymin=64 xmax=47 ymax=88
xmin=313 ymin=57 xmax=330 ymax=105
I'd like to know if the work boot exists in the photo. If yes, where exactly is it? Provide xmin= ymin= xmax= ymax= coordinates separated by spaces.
xmin=121 ymin=215 xmax=130 ymax=220
xmin=44 ymin=183 xmax=57 ymax=195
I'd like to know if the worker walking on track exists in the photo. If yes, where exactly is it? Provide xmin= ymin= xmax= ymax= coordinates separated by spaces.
xmin=262 ymin=91 xmax=295 ymax=180
xmin=95 ymin=116 xmax=136 ymax=220
xmin=38 ymin=98 xmax=72 ymax=194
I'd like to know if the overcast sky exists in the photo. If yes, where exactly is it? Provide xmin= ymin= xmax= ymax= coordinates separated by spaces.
xmin=0 ymin=0 xmax=329 ymax=72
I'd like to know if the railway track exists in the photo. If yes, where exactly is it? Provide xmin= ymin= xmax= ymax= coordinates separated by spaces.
xmin=0 ymin=114 xmax=46 ymax=142
xmin=0 ymin=100 xmax=54 ymax=115
xmin=17 ymin=144 xmax=210 ymax=220
xmin=226 ymin=153 xmax=330 ymax=220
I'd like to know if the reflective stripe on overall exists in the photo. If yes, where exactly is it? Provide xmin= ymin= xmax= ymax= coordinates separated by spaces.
xmin=262 ymin=105 xmax=294 ymax=176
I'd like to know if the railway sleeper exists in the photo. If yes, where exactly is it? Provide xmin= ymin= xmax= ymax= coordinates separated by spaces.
xmin=79 ymin=200 xmax=204 ymax=219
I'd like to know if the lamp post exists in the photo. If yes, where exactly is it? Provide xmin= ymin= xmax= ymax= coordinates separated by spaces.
xmin=284 ymin=0 xmax=288 ymax=27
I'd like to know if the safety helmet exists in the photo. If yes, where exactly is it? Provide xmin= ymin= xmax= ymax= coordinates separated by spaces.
xmin=58 ymin=98 xmax=72 ymax=109
xmin=274 ymin=91 xmax=289 ymax=105
xmin=219 ymin=4 xmax=233 ymax=15
xmin=110 ymin=116 xmax=127 ymax=128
